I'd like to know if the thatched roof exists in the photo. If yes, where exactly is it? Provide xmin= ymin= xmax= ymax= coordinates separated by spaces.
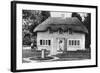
xmin=33 ymin=17 xmax=88 ymax=33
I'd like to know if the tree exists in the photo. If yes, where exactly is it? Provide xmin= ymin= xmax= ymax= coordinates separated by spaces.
xmin=22 ymin=10 xmax=50 ymax=45
xmin=41 ymin=11 xmax=50 ymax=21
xmin=72 ymin=12 xmax=82 ymax=21
xmin=83 ymin=13 xmax=91 ymax=48
xmin=72 ymin=12 xmax=91 ymax=48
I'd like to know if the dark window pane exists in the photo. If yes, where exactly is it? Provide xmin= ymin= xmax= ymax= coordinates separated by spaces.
xmin=78 ymin=40 xmax=80 ymax=45
xmin=40 ymin=40 xmax=42 ymax=45
xmin=59 ymin=28 xmax=63 ymax=34
xmin=46 ymin=40 xmax=48 ymax=45
xmin=43 ymin=40 xmax=45 ymax=45
xmin=69 ymin=40 xmax=71 ymax=45
xmin=68 ymin=28 xmax=72 ymax=34
xmin=75 ymin=40 xmax=76 ymax=45
xmin=72 ymin=40 xmax=73 ymax=45
xmin=48 ymin=40 xmax=51 ymax=45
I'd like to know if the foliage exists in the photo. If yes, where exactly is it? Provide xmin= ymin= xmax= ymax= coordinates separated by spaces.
xmin=83 ymin=13 xmax=91 ymax=48
xmin=72 ymin=12 xmax=82 ymax=21
xmin=22 ymin=10 xmax=50 ymax=45
xmin=72 ymin=12 xmax=91 ymax=48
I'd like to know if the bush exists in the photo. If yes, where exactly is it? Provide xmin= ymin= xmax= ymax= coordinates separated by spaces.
xmin=23 ymin=35 xmax=31 ymax=45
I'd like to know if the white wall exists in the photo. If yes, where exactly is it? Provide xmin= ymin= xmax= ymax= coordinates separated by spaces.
xmin=0 ymin=0 xmax=100 ymax=73
xmin=37 ymin=31 xmax=86 ymax=55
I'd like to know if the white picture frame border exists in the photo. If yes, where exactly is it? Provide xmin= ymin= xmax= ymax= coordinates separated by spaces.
xmin=11 ymin=1 xmax=98 ymax=72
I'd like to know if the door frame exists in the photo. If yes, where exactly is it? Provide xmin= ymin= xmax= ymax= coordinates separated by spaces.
xmin=56 ymin=38 xmax=65 ymax=52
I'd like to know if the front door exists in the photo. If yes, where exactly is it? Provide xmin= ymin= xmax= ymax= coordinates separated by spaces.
xmin=57 ymin=38 xmax=65 ymax=52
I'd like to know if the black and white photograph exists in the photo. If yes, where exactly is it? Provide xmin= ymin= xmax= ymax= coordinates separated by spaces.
xmin=22 ymin=10 xmax=91 ymax=63
xmin=11 ymin=1 xmax=97 ymax=72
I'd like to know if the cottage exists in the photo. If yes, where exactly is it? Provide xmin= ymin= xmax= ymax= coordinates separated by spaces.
xmin=33 ymin=17 xmax=88 ymax=55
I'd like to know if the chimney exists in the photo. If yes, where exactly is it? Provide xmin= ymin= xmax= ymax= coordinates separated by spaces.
xmin=50 ymin=12 xmax=72 ymax=18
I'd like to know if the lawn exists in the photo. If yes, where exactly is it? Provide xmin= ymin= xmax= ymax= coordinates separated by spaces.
xmin=22 ymin=49 xmax=41 ymax=58
xmin=55 ymin=51 xmax=91 ymax=59
xmin=22 ymin=47 xmax=91 ymax=63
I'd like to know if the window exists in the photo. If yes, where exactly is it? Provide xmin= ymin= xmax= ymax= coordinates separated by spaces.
xmin=43 ymin=40 xmax=45 ymax=45
xmin=69 ymin=40 xmax=80 ymax=46
xmin=68 ymin=28 xmax=72 ymax=34
xmin=72 ymin=40 xmax=74 ymax=45
xmin=69 ymin=40 xmax=71 ymax=45
xmin=46 ymin=40 xmax=48 ymax=45
xmin=40 ymin=40 xmax=51 ymax=46
xmin=75 ymin=40 xmax=76 ymax=45
xmin=58 ymin=28 xmax=63 ymax=34
xmin=48 ymin=40 xmax=51 ymax=45
xmin=40 ymin=40 xmax=42 ymax=45
xmin=48 ymin=27 xmax=53 ymax=34
xmin=77 ymin=40 xmax=80 ymax=45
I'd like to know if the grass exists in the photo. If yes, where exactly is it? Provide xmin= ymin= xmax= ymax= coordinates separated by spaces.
xmin=55 ymin=51 xmax=91 ymax=59
xmin=22 ymin=59 xmax=30 ymax=63
xmin=22 ymin=49 xmax=50 ymax=58
xmin=22 ymin=49 xmax=41 ymax=58
xmin=22 ymin=48 xmax=91 ymax=63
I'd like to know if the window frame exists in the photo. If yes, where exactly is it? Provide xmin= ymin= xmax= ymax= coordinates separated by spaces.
xmin=39 ymin=39 xmax=51 ymax=46
xmin=68 ymin=39 xmax=81 ymax=46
